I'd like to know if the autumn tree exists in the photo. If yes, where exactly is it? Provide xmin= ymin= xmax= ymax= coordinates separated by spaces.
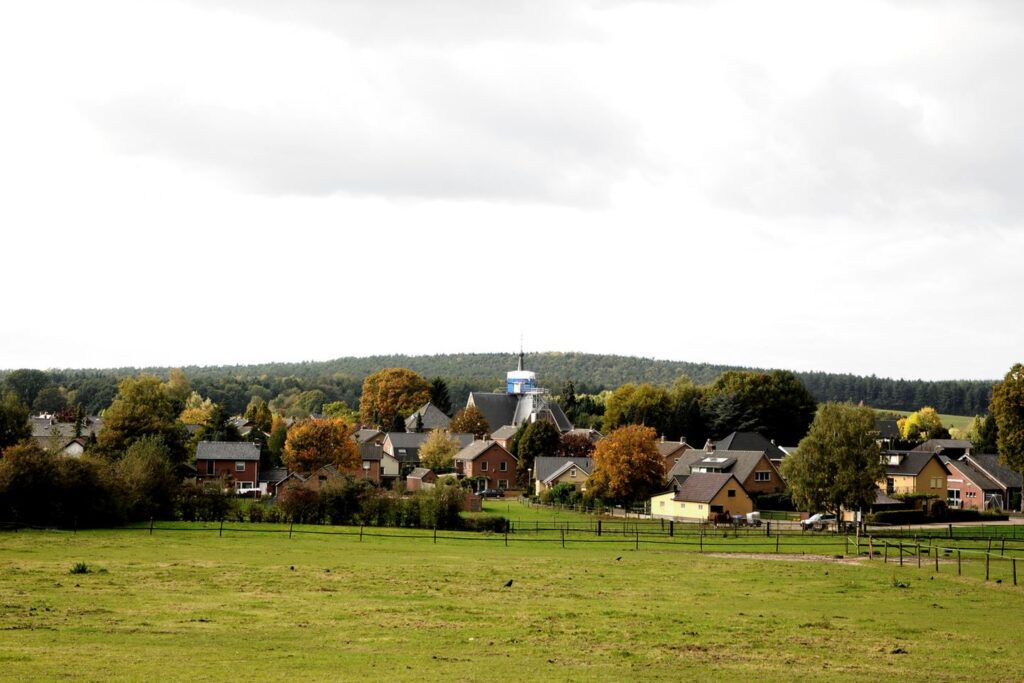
xmin=267 ymin=415 xmax=289 ymax=463
xmin=587 ymin=425 xmax=664 ymax=505
xmin=449 ymin=405 xmax=490 ymax=439
xmin=165 ymin=369 xmax=192 ymax=413
xmin=428 ymin=377 xmax=453 ymax=416
xmin=418 ymin=429 xmax=461 ymax=471
xmin=359 ymin=368 xmax=431 ymax=429
xmin=283 ymin=418 xmax=360 ymax=473
xmin=180 ymin=391 xmax=215 ymax=425
xmin=516 ymin=420 xmax=562 ymax=488
xmin=556 ymin=432 xmax=595 ymax=459
xmin=897 ymin=406 xmax=948 ymax=443
xmin=96 ymin=375 xmax=187 ymax=462
xmin=990 ymin=364 xmax=1024 ymax=511
xmin=780 ymin=403 xmax=884 ymax=517
xmin=0 ymin=392 xmax=31 ymax=451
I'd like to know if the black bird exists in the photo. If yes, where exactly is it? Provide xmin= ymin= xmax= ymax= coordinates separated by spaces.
xmin=616 ymin=556 xmax=622 ymax=561
xmin=503 ymin=579 xmax=513 ymax=587
xmin=289 ymin=566 xmax=295 ymax=571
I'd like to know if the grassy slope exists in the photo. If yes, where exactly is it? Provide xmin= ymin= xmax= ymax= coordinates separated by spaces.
xmin=874 ymin=408 xmax=976 ymax=433
xmin=2 ymin=526 xmax=1023 ymax=682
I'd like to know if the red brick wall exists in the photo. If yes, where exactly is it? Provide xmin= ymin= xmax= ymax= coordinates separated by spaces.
xmin=946 ymin=463 xmax=987 ymax=510
xmin=197 ymin=459 xmax=258 ymax=485
xmin=465 ymin=445 xmax=517 ymax=490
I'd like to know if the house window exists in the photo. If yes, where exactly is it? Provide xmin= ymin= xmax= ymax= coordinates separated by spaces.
xmin=206 ymin=461 xmax=214 ymax=475
xmin=929 ymin=477 xmax=943 ymax=489
xmin=398 ymin=448 xmax=406 ymax=455
xmin=497 ymin=479 xmax=508 ymax=489
xmin=886 ymin=478 xmax=895 ymax=495
xmin=727 ymin=489 xmax=736 ymax=497
xmin=570 ymin=468 xmax=577 ymax=478
xmin=659 ymin=501 xmax=665 ymax=508
xmin=948 ymin=489 xmax=961 ymax=508
xmin=966 ymin=491 xmax=977 ymax=499
xmin=499 ymin=461 xmax=508 ymax=472
xmin=481 ymin=461 xmax=489 ymax=471
xmin=755 ymin=471 xmax=770 ymax=482
xmin=235 ymin=461 xmax=245 ymax=472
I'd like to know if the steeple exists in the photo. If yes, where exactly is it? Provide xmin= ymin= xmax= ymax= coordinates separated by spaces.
xmin=517 ymin=348 xmax=524 ymax=372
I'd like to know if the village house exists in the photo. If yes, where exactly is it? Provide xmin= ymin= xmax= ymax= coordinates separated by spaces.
xmin=651 ymin=473 xmax=754 ymax=521
xmin=404 ymin=402 xmax=451 ymax=432
xmin=958 ymin=453 xmax=1022 ymax=511
xmin=195 ymin=441 xmax=261 ymax=492
xmin=941 ymin=456 xmax=1004 ymax=510
xmin=713 ymin=431 xmax=788 ymax=469
xmin=667 ymin=442 xmax=785 ymax=496
xmin=532 ymin=456 xmax=593 ymax=495
xmin=382 ymin=431 xmax=475 ymax=474
xmin=881 ymin=451 xmax=949 ymax=508
xmin=405 ymin=467 xmax=437 ymax=491
xmin=655 ymin=437 xmax=693 ymax=477
xmin=453 ymin=440 xmax=518 ymax=493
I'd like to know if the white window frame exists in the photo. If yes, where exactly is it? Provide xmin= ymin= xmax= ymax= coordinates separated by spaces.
xmin=235 ymin=461 xmax=246 ymax=472
xmin=755 ymin=471 xmax=770 ymax=482
xmin=481 ymin=461 xmax=489 ymax=471
xmin=499 ymin=461 xmax=508 ymax=472
xmin=497 ymin=479 xmax=508 ymax=490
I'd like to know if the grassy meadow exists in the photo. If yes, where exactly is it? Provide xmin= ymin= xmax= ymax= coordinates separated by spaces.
xmin=874 ymin=408 xmax=977 ymax=433
xmin=2 ymin=521 xmax=1024 ymax=682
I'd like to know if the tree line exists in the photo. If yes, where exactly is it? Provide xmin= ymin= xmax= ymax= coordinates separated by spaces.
xmin=0 ymin=353 xmax=996 ymax=419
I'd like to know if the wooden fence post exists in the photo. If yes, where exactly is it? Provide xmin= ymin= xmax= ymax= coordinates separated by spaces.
xmin=149 ymin=517 xmax=154 ymax=536
xmin=504 ymin=528 xmax=508 ymax=547
xmin=1014 ymin=559 xmax=1017 ymax=587
xmin=289 ymin=521 xmax=293 ymax=539
xmin=958 ymin=549 xmax=962 ymax=576
xmin=561 ymin=528 xmax=565 ymax=549
xmin=917 ymin=543 xmax=921 ymax=569
xmin=597 ymin=520 xmax=602 ymax=537
xmin=775 ymin=533 xmax=780 ymax=554
xmin=868 ymin=536 xmax=873 ymax=560
xmin=360 ymin=525 xmax=364 ymax=542
xmin=635 ymin=529 xmax=639 ymax=551
xmin=986 ymin=552 xmax=990 ymax=581
xmin=219 ymin=519 xmax=224 ymax=537
xmin=669 ymin=521 xmax=674 ymax=538
xmin=935 ymin=546 xmax=939 ymax=572
xmin=884 ymin=541 xmax=888 ymax=563
xmin=1001 ymin=538 xmax=1006 ymax=556
xmin=433 ymin=525 xmax=437 ymax=544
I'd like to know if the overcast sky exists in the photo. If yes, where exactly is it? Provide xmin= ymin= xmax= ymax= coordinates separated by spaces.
xmin=2 ymin=0 xmax=1022 ymax=381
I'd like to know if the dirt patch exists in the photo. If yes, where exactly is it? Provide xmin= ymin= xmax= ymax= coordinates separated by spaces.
xmin=704 ymin=552 xmax=866 ymax=565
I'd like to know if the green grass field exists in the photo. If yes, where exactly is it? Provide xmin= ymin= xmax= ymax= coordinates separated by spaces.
xmin=2 ymin=523 xmax=1023 ymax=682
xmin=874 ymin=408 xmax=976 ymax=433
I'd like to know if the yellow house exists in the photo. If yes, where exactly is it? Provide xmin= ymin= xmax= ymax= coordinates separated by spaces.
xmin=882 ymin=452 xmax=949 ymax=499
xmin=533 ymin=457 xmax=593 ymax=496
xmin=650 ymin=473 xmax=754 ymax=521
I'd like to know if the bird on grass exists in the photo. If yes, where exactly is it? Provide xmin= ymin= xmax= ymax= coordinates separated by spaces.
xmin=503 ymin=579 xmax=513 ymax=588
xmin=616 ymin=556 xmax=622 ymax=561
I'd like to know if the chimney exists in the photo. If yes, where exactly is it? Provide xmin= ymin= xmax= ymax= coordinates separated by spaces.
xmin=680 ymin=436 xmax=686 ymax=444
xmin=704 ymin=439 xmax=715 ymax=453
xmin=660 ymin=435 xmax=665 ymax=443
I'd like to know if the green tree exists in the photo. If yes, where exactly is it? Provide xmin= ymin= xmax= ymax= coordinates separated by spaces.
xmin=666 ymin=377 xmax=706 ymax=445
xmin=267 ymin=415 xmax=289 ymax=462
xmin=32 ymin=386 xmax=67 ymax=414
xmin=990 ymin=364 xmax=1024 ymax=511
xmin=560 ymin=381 xmax=579 ymax=423
xmin=602 ymin=383 xmax=672 ymax=436
xmin=3 ymin=369 xmax=49 ymax=408
xmin=586 ymin=425 xmax=664 ymax=505
xmin=967 ymin=414 xmax=999 ymax=454
xmin=700 ymin=370 xmax=817 ymax=444
xmin=321 ymin=400 xmax=358 ymax=426
xmin=449 ymin=405 xmax=490 ymax=439
xmin=516 ymin=420 xmax=562 ymax=488
xmin=428 ymin=377 xmax=453 ymax=416
xmin=244 ymin=397 xmax=274 ymax=433
xmin=418 ymin=429 xmax=461 ymax=471
xmin=780 ymin=402 xmax=884 ymax=518
xmin=117 ymin=436 xmax=177 ymax=521
xmin=359 ymin=368 xmax=431 ymax=429
xmin=0 ymin=392 xmax=31 ymax=450
xmin=165 ymin=369 xmax=192 ymax=413
xmin=95 ymin=375 xmax=187 ymax=462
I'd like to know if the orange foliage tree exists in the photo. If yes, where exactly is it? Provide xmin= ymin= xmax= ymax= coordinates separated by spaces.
xmin=358 ymin=368 xmax=431 ymax=430
xmin=283 ymin=419 xmax=360 ymax=473
xmin=449 ymin=405 xmax=490 ymax=439
xmin=587 ymin=425 xmax=663 ymax=505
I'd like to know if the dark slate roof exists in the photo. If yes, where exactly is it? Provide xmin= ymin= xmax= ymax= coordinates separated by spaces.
xmin=408 ymin=467 xmax=433 ymax=480
xmin=359 ymin=443 xmax=383 ymax=461
xmin=467 ymin=393 xmax=518 ymax=434
xmin=875 ymin=418 xmax=901 ymax=440
xmin=885 ymin=451 xmax=947 ymax=476
xmin=468 ymin=392 xmax=574 ymax=434
xmin=964 ymin=454 xmax=1023 ymax=488
xmin=715 ymin=431 xmax=786 ymax=461
xmin=31 ymin=417 xmax=103 ymax=440
xmin=667 ymin=449 xmax=776 ymax=484
xmin=656 ymin=440 xmax=691 ymax=458
xmin=454 ymin=440 xmax=515 ymax=462
xmin=195 ymin=441 xmax=260 ymax=461
xmin=354 ymin=429 xmax=385 ymax=444
xmin=872 ymin=489 xmax=903 ymax=506
xmin=385 ymin=432 xmax=431 ymax=449
xmin=911 ymin=439 xmax=973 ymax=453
xmin=405 ymin=403 xmax=451 ymax=432
xmin=566 ymin=428 xmax=603 ymax=442
xmin=490 ymin=425 xmax=519 ymax=440
xmin=692 ymin=456 xmax=737 ymax=471
xmin=943 ymin=457 xmax=1001 ymax=491
xmin=260 ymin=467 xmax=288 ymax=483
xmin=672 ymin=473 xmax=738 ymax=503
xmin=534 ymin=457 xmax=593 ymax=482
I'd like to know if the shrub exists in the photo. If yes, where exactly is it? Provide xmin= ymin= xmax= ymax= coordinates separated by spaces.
xmin=753 ymin=491 xmax=795 ymax=512
xmin=320 ymin=477 xmax=369 ymax=526
xmin=175 ymin=480 xmax=236 ymax=522
xmin=462 ymin=515 xmax=510 ymax=533
xmin=868 ymin=509 xmax=926 ymax=525
xmin=248 ymin=504 xmax=264 ymax=524
xmin=69 ymin=562 xmax=91 ymax=575
xmin=277 ymin=483 xmax=321 ymax=523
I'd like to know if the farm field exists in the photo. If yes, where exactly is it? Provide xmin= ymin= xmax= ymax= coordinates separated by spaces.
xmin=2 ymin=525 xmax=1023 ymax=682
xmin=873 ymin=408 xmax=976 ymax=433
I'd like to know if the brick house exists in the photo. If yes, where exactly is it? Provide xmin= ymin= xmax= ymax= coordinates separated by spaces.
xmin=655 ymin=438 xmax=693 ymax=477
xmin=454 ymin=441 xmax=517 ymax=493
xmin=944 ymin=455 xmax=1009 ymax=510
xmin=195 ymin=441 xmax=260 ymax=492
xmin=667 ymin=444 xmax=785 ymax=497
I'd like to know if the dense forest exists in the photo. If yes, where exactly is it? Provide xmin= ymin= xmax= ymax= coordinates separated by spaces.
xmin=0 ymin=352 xmax=997 ymax=417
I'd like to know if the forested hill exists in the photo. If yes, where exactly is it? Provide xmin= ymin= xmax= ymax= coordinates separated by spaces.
xmin=7 ymin=352 xmax=996 ymax=417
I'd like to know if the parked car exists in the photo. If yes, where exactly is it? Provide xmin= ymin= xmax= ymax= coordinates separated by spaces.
xmin=475 ymin=488 xmax=503 ymax=498
xmin=800 ymin=513 xmax=836 ymax=531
